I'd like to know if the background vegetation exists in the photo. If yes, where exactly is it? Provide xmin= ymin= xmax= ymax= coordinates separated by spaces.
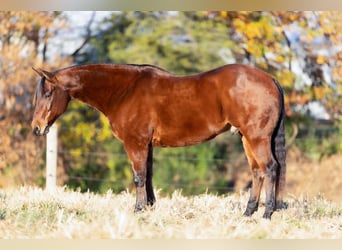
xmin=0 ymin=11 xmax=341 ymax=201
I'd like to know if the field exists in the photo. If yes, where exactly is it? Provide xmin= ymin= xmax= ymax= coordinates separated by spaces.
xmin=1 ymin=150 xmax=342 ymax=239
xmin=0 ymin=186 xmax=341 ymax=239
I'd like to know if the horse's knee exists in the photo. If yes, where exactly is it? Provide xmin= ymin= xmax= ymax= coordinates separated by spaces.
xmin=133 ymin=173 xmax=145 ymax=187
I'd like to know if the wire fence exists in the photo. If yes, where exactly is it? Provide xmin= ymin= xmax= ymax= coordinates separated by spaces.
xmin=3 ymin=147 xmax=238 ymax=193
xmin=1 ymin=123 xmax=341 ymax=193
xmin=55 ymin=147 xmax=246 ymax=193
xmin=65 ymin=174 xmax=238 ymax=192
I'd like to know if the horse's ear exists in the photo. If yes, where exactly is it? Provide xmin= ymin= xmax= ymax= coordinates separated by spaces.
xmin=32 ymin=67 xmax=56 ymax=83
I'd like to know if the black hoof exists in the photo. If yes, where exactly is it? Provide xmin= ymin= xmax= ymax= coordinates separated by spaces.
xmin=134 ymin=204 xmax=145 ymax=213
xmin=262 ymin=213 xmax=272 ymax=219
xmin=147 ymin=198 xmax=156 ymax=207
xmin=276 ymin=201 xmax=288 ymax=210
xmin=262 ymin=210 xmax=273 ymax=219
xmin=243 ymin=207 xmax=257 ymax=217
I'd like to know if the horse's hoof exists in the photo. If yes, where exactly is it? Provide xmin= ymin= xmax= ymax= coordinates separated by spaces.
xmin=243 ymin=208 xmax=256 ymax=217
xmin=262 ymin=211 xmax=273 ymax=219
xmin=147 ymin=198 xmax=156 ymax=207
xmin=134 ymin=204 xmax=145 ymax=213
xmin=276 ymin=201 xmax=288 ymax=210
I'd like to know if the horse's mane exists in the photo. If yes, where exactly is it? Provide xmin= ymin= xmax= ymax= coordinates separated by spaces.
xmin=33 ymin=77 xmax=45 ymax=105
xmin=54 ymin=63 xmax=170 ymax=75
xmin=125 ymin=63 xmax=170 ymax=73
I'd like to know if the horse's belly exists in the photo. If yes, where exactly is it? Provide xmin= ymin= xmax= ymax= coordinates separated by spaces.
xmin=152 ymin=122 xmax=230 ymax=147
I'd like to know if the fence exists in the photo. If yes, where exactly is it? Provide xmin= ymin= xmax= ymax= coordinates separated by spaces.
xmin=46 ymin=124 xmax=58 ymax=192
xmin=43 ymin=123 xmax=340 ymax=193
xmin=44 ymin=124 xmax=246 ymax=192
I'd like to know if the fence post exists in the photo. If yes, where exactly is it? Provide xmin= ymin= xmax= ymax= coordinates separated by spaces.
xmin=46 ymin=124 xmax=58 ymax=192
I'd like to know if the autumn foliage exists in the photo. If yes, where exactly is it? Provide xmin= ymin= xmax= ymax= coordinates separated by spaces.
xmin=0 ymin=11 xmax=341 ymax=196
xmin=0 ymin=12 xmax=71 ymax=185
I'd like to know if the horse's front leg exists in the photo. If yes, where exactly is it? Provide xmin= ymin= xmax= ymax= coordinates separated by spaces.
xmin=146 ymin=142 xmax=156 ymax=206
xmin=124 ymin=142 xmax=149 ymax=212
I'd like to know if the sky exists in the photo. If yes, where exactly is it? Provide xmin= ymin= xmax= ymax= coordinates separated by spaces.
xmin=47 ymin=11 xmax=113 ymax=58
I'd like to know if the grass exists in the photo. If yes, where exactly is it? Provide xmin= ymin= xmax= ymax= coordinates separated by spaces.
xmin=0 ymin=186 xmax=342 ymax=239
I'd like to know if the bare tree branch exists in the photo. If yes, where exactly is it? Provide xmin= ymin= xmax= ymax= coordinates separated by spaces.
xmin=271 ymin=12 xmax=293 ymax=71
xmin=71 ymin=12 xmax=96 ymax=57
xmin=286 ymin=123 xmax=299 ymax=149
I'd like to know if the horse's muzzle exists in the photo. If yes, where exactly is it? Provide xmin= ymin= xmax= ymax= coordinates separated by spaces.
xmin=33 ymin=125 xmax=50 ymax=136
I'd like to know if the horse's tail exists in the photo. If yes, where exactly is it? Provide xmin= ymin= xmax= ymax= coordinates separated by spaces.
xmin=272 ymin=79 xmax=287 ymax=209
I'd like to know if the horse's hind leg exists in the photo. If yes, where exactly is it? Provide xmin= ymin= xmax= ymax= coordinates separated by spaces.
xmin=146 ymin=142 xmax=156 ymax=206
xmin=242 ymin=137 xmax=264 ymax=216
xmin=263 ymin=158 xmax=278 ymax=219
xmin=242 ymin=137 xmax=277 ymax=219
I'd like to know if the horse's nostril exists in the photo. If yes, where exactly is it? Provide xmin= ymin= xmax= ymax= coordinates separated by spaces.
xmin=34 ymin=126 xmax=40 ymax=136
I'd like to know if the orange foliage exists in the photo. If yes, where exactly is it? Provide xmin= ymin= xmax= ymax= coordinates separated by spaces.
xmin=208 ymin=11 xmax=342 ymax=120
xmin=0 ymin=11 xmax=71 ymax=187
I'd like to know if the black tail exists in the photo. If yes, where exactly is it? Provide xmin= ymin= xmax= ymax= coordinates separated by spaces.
xmin=272 ymin=79 xmax=287 ymax=209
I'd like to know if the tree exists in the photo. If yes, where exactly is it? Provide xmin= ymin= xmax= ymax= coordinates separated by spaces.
xmin=208 ymin=11 xmax=342 ymax=122
xmin=79 ymin=12 xmax=234 ymax=73
xmin=206 ymin=11 xmax=342 ymax=156
xmin=0 ymin=11 xmax=71 ymax=186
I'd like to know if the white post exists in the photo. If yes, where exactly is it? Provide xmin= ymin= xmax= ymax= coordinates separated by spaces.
xmin=46 ymin=124 xmax=58 ymax=192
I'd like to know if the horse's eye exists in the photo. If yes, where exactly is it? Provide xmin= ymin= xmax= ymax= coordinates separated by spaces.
xmin=45 ymin=92 xmax=52 ymax=99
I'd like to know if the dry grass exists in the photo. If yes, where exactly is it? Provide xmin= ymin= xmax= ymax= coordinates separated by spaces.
xmin=231 ymin=151 xmax=342 ymax=203
xmin=286 ymin=152 xmax=342 ymax=202
xmin=0 ymin=186 xmax=341 ymax=239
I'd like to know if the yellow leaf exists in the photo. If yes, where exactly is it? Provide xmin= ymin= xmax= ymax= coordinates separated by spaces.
xmin=277 ymin=69 xmax=295 ymax=88
xmin=246 ymin=40 xmax=262 ymax=57
xmin=276 ymin=55 xmax=285 ymax=63
xmin=220 ymin=11 xmax=227 ymax=18
xmin=316 ymin=55 xmax=326 ymax=65
xmin=313 ymin=86 xmax=330 ymax=100
xmin=245 ymin=23 xmax=262 ymax=39
xmin=233 ymin=18 xmax=245 ymax=30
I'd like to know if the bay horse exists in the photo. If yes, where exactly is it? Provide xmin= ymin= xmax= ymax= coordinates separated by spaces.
xmin=31 ymin=63 xmax=286 ymax=219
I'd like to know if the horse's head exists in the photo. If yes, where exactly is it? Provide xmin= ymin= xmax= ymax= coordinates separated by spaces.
xmin=31 ymin=68 xmax=71 ymax=136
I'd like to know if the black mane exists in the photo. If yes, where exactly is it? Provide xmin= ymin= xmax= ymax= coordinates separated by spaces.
xmin=33 ymin=77 xmax=46 ymax=105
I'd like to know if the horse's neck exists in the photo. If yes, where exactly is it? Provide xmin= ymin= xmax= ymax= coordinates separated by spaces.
xmin=67 ymin=66 xmax=138 ymax=115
